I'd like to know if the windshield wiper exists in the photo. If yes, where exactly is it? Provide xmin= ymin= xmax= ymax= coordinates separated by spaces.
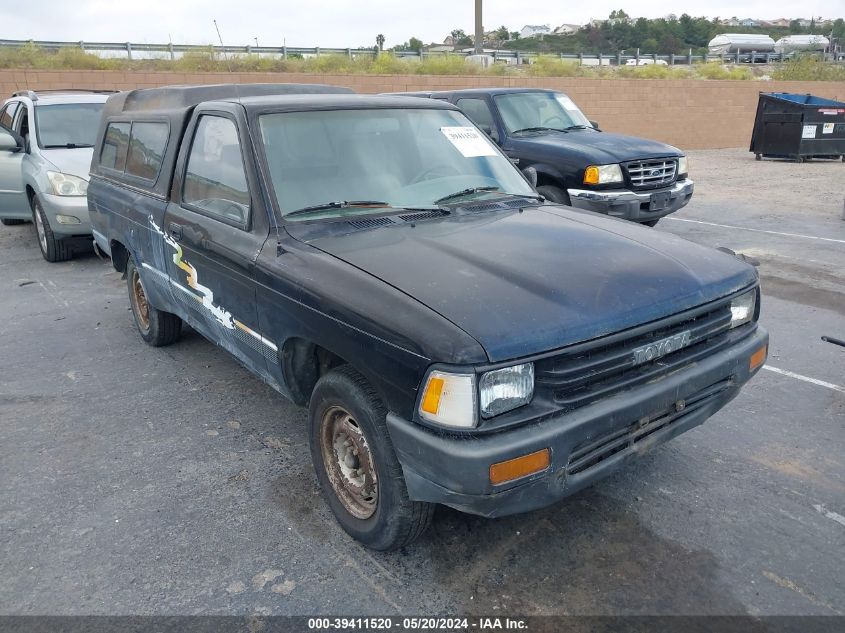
xmin=510 ymin=126 xmax=567 ymax=135
xmin=434 ymin=186 xmax=501 ymax=205
xmin=560 ymin=125 xmax=591 ymax=131
xmin=285 ymin=200 xmax=392 ymax=219
xmin=42 ymin=143 xmax=95 ymax=149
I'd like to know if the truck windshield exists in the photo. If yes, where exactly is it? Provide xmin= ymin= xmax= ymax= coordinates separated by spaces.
xmin=258 ymin=108 xmax=535 ymax=220
xmin=35 ymin=103 xmax=104 ymax=148
xmin=494 ymin=92 xmax=591 ymax=134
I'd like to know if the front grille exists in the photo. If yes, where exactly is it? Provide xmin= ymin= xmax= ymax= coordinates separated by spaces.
xmin=566 ymin=379 xmax=732 ymax=476
xmin=534 ymin=302 xmax=735 ymax=411
xmin=624 ymin=158 xmax=677 ymax=189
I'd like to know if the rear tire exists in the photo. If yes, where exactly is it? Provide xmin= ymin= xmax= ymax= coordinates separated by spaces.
xmin=126 ymin=257 xmax=182 ymax=347
xmin=32 ymin=196 xmax=72 ymax=262
xmin=309 ymin=365 xmax=434 ymax=550
xmin=536 ymin=184 xmax=571 ymax=206
xmin=1 ymin=218 xmax=27 ymax=226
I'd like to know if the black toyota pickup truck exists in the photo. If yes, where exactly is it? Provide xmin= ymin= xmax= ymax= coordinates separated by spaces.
xmin=393 ymin=88 xmax=694 ymax=226
xmin=89 ymin=84 xmax=767 ymax=550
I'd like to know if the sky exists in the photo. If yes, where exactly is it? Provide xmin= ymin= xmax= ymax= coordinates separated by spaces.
xmin=1 ymin=0 xmax=841 ymax=49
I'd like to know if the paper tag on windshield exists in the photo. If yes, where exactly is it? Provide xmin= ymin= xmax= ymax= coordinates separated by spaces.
xmin=823 ymin=123 xmax=834 ymax=134
xmin=802 ymin=125 xmax=816 ymax=139
xmin=556 ymin=95 xmax=579 ymax=111
xmin=441 ymin=127 xmax=497 ymax=157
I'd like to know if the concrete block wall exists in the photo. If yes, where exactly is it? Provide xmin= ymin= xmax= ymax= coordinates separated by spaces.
xmin=1 ymin=69 xmax=843 ymax=149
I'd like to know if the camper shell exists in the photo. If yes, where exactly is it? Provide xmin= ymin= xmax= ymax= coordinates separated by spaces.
xmin=90 ymin=83 xmax=353 ymax=200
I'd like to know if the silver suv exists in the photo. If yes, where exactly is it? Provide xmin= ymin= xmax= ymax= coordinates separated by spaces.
xmin=0 ymin=90 xmax=111 ymax=261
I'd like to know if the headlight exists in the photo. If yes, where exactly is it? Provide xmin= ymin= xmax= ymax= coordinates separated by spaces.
xmin=583 ymin=164 xmax=623 ymax=185
xmin=47 ymin=171 xmax=88 ymax=197
xmin=730 ymin=290 xmax=756 ymax=329
xmin=479 ymin=363 xmax=534 ymax=418
xmin=677 ymin=156 xmax=688 ymax=176
xmin=419 ymin=371 xmax=477 ymax=429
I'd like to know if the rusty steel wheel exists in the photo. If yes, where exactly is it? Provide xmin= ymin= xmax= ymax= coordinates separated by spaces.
xmin=319 ymin=405 xmax=378 ymax=520
xmin=130 ymin=268 xmax=151 ymax=332
xmin=124 ymin=257 xmax=182 ymax=347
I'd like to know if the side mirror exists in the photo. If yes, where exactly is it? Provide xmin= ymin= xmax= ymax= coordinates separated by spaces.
xmin=0 ymin=127 xmax=23 ymax=152
xmin=589 ymin=120 xmax=600 ymax=130
xmin=522 ymin=166 xmax=538 ymax=188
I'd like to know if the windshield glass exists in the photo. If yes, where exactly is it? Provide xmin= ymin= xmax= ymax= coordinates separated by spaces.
xmin=35 ymin=103 xmax=104 ymax=147
xmin=494 ymin=92 xmax=591 ymax=134
xmin=258 ymin=108 xmax=535 ymax=219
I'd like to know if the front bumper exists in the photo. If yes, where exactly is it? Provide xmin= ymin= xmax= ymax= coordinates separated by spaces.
xmin=386 ymin=326 xmax=767 ymax=518
xmin=39 ymin=193 xmax=92 ymax=237
xmin=567 ymin=178 xmax=694 ymax=223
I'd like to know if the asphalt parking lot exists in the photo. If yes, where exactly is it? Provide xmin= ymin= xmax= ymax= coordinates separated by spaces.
xmin=1 ymin=148 xmax=843 ymax=617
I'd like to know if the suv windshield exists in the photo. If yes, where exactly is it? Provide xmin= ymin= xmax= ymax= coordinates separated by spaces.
xmin=494 ymin=92 xmax=591 ymax=134
xmin=258 ymin=108 xmax=535 ymax=219
xmin=35 ymin=103 xmax=105 ymax=148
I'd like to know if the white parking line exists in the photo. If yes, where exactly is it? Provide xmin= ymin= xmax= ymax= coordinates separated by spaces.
xmin=763 ymin=365 xmax=845 ymax=394
xmin=813 ymin=504 xmax=845 ymax=528
xmin=666 ymin=218 xmax=845 ymax=245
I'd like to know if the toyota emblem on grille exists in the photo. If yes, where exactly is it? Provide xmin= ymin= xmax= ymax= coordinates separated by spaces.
xmin=649 ymin=168 xmax=662 ymax=177
xmin=632 ymin=331 xmax=691 ymax=366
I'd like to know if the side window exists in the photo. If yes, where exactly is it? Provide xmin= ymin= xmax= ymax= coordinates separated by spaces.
xmin=13 ymin=105 xmax=30 ymax=140
xmin=0 ymin=102 xmax=18 ymax=129
xmin=456 ymin=98 xmax=498 ymax=141
xmin=125 ymin=122 xmax=168 ymax=181
xmin=101 ymin=122 xmax=131 ymax=172
xmin=183 ymin=115 xmax=250 ymax=225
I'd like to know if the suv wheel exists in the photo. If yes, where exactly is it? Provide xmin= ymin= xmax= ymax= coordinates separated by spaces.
xmin=1 ymin=218 xmax=27 ymax=226
xmin=536 ymin=185 xmax=571 ymax=206
xmin=32 ymin=196 xmax=72 ymax=262
xmin=309 ymin=366 xmax=434 ymax=550
xmin=126 ymin=257 xmax=182 ymax=346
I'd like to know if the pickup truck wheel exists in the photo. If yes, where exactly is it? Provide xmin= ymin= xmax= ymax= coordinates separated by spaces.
xmin=536 ymin=185 xmax=571 ymax=205
xmin=32 ymin=196 xmax=72 ymax=262
xmin=1 ymin=218 xmax=27 ymax=226
xmin=642 ymin=219 xmax=660 ymax=227
xmin=126 ymin=258 xmax=182 ymax=347
xmin=310 ymin=366 xmax=434 ymax=550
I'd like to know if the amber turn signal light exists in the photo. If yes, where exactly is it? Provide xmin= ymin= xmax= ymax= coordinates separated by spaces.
xmin=489 ymin=448 xmax=550 ymax=485
xmin=750 ymin=345 xmax=767 ymax=371
xmin=583 ymin=166 xmax=600 ymax=185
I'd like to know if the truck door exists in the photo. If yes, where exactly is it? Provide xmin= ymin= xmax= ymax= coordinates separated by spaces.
xmin=161 ymin=106 xmax=275 ymax=381
xmin=0 ymin=102 xmax=28 ymax=220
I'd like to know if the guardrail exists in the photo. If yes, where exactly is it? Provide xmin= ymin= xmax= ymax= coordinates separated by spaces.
xmin=0 ymin=38 xmax=840 ymax=66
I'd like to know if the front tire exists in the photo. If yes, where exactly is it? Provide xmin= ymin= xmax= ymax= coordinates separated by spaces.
xmin=309 ymin=366 xmax=434 ymax=550
xmin=1 ymin=218 xmax=27 ymax=226
xmin=32 ymin=196 xmax=72 ymax=262
xmin=643 ymin=219 xmax=660 ymax=227
xmin=126 ymin=257 xmax=182 ymax=347
xmin=536 ymin=184 xmax=571 ymax=205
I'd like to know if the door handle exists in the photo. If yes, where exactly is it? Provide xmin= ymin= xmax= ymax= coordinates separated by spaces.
xmin=168 ymin=222 xmax=183 ymax=240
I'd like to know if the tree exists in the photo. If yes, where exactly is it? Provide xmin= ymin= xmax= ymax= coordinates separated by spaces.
xmin=789 ymin=20 xmax=801 ymax=34
xmin=376 ymin=34 xmax=385 ymax=51
xmin=494 ymin=26 xmax=510 ymax=43
xmin=609 ymin=9 xmax=630 ymax=20
xmin=450 ymin=29 xmax=473 ymax=46
xmin=408 ymin=37 xmax=423 ymax=52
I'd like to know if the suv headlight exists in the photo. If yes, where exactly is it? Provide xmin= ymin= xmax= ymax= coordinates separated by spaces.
xmin=583 ymin=164 xmax=623 ymax=185
xmin=418 ymin=363 xmax=535 ymax=428
xmin=47 ymin=171 xmax=88 ymax=197
xmin=479 ymin=363 xmax=534 ymax=418
xmin=678 ymin=155 xmax=688 ymax=177
xmin=730 ymin=290 xmax=756 ymax=329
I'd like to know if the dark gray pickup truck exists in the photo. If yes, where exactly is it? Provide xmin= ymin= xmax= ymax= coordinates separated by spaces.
xmin=89 ymin=84 xmax=767 ymax=550
xmin=392 ymin=88 xmax=694 ymax=226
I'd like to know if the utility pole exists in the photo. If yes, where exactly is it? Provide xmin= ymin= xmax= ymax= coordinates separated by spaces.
xmin=474 ymin=0 xmax=483 ymax=54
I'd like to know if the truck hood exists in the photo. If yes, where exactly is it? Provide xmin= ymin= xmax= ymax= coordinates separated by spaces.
xmin=293 ymin=207 xmax=757 ymax=362
xmin=513 ymin=129 xmax=682 ymax=164
xmin=39 ymin=148 xmax=95 ymax=180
